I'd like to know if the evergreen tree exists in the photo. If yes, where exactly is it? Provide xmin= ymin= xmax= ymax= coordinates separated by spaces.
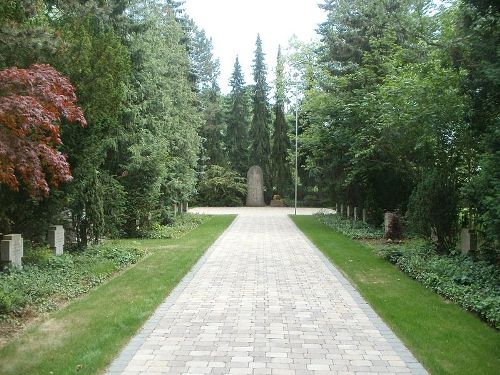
xmin=121 ymin=2 xmax=201 ymax=234
xmin=188 ymin=25 xmax=226 ymax=167
xmin=226 ymin=56 xmax=250 ymax=175
xmin=271 ymin=46 xmax=290 ymax=197
xmin=249 ymin=34 xmax=271 ymax=200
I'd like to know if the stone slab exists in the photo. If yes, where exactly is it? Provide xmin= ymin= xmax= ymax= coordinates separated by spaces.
xmin=246 ymin=166 xmax=265 ymax=207
xmin=48 ymin=225 xmax=64 ymax=256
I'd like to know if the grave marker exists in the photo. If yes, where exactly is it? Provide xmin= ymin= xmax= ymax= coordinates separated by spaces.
xmin=1 ymin=234 xmax=23 ymax=268
xmin=48 ymin=225 xmax=64 ymax=256
xmin=461 ymin=229 xmax=477 ymax=255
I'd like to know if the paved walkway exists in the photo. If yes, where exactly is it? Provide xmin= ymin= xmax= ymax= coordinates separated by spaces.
xmin=107 ymin=209 xmax=427 ymax=375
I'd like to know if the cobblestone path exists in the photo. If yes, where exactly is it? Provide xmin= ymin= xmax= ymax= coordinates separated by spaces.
xmin=107 ymin=210 xmax=427 ymax=374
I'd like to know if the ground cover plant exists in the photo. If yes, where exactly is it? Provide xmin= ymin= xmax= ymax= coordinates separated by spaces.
xmin=379 ymin=243 xmax=500 ymax=328
xmin=0 ymin=215 xmax=234 ymax=375
xmin=141 ymin=213 xmax=209 ymax=239
xmin=0 ymin=243 xmax=144 ymax=318
xmin=316 ymin=213 xmax=384 ymax=239
xmin=293 ymin=215 xmax=500 ymax=375
xmin=0 ymin=213 xmax=212 ymax=345
xmin=317 ymin=213 xmax=500 ymax=328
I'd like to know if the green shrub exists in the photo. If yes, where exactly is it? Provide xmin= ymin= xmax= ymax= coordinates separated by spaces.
xmin=316 ymin=213 xmax=384 ymax=239
xmin=142 ymin=214 xmax=208 ymax=239
xmin=378 ymin=243 xmax=500 ymax=328
xmin=195 ymin=165 xmax=247 ymax=206
xmin=22 ymin=245 xmax=53 ymax=266
xmin=0 ymin=289 xmax=14 ymax=314
xmin=408 ymin=169 xmax=459 ymax=254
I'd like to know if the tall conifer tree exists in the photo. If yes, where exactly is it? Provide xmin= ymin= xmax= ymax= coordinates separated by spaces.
xmin=226 ymin=56 xmax=250 ymax=175
xmin=249 ymin=34 xmax=271 ymax=200
xmin=271 ymin=46 xmax=290 ymax=196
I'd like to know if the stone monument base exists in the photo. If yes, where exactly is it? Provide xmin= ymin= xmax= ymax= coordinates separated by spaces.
xmin=270 ymin=199 xmax=285 ymax=207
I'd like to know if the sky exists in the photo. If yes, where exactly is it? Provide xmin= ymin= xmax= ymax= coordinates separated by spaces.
xmin=183 ymin=0 xmax=326 ymax=93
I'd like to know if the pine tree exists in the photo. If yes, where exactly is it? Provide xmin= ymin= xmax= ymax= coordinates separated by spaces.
xmin=226 ymin=56 xmax=250 ymax=175
xmin=189 ymin=26 xmax=226 ymax=167
xmin=249 ymin=34 xmax=271 ymax=200
xmin=271 ymin=46 xmax=290 ymax=197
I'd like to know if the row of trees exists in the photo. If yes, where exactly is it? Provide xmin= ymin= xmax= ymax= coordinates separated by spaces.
xmin=290 ymin=0 xmax=498 ymax=257
xmin=1 ymin=0 xmax=497 ymax=258
xmin=0 ymin=0 xmax=210 ymax=244
xmin=200 ymin=36 xmax=291 ymax=204
xmin=0 ymin=0 xmax=293 ymax=245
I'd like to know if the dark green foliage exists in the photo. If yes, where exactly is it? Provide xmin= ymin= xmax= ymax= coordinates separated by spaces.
xmin=0 ymin=242 xmax=144 ymax=317
xmin=226 ymin=56 xmax=250 ymax=176
xmin=188 ymin=24 xmax=226 ymax=167
xmin=119 ymin=2 xmax=201 ymax=235
xmin=249 ymin=34 xmax=271 ymax=201
xmin=458 ymin=0 xmax=500 ymax=256
xmin=271 ymin=47 xmax=290 ymax=197
xmin=196 ymin=165 xmax=247 ymax=207
xmin=408 ymin=170 xmax=459 ymax=254
xmin=378 ymin=243 xmax=500 ymax=328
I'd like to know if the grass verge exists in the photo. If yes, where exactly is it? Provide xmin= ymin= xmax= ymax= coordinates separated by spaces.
xmin=0 ymin=215 xmax=235 ymax=375
xmin=292 ymin=215 xmax=499 ymax=375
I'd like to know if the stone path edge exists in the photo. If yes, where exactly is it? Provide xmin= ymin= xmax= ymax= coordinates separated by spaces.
xmin=105 ymin=216 xmax=238 ymax=375
xmin=289 ymin=216 xmax=428 ymax=374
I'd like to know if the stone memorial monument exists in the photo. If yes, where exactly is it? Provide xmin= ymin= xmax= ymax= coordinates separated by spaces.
xmin=48 ymin=225 xmax=64 ymax=256
xmin=1 ymin=234 xmax=23 ymax=268
xmin=246 ymin=166 xmax=265 ymax=207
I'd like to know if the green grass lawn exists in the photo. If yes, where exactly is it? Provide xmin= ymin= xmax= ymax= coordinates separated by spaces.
xmin=292 ymin=215 xmax=499 ymax=375
xmin=0 ymin=215 xmax=235 ymax=375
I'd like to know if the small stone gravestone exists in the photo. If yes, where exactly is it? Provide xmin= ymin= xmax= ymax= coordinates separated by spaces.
xmin=384 ymin=212 xmax=403 ymax=240
xmin=460 ymin=228 xmax=477 ymax=255
xmin=1 ymin=234 xmax=23 ymax=268
xmin=48 ymin=225 xmax=64 ymax=256
xmin=246 ymin=166 xmax=265 ymax=207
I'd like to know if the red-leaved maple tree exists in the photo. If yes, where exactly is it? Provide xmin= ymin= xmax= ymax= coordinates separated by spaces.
xmin=0 ymin=64 xmax=86 ymax=197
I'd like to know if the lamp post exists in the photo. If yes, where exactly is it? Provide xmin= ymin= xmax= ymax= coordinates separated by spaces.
xmin=294 ymin=104 xmax=298 ymax=215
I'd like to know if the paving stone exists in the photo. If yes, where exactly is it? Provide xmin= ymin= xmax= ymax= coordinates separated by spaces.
xmin=105 ymin=209 xmax=427 ymax=375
